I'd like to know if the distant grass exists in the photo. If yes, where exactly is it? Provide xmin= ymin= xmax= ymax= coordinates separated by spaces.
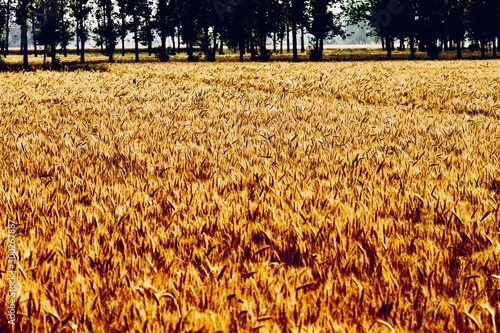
xmin=1 ymin=47 xmax=496 ymax=71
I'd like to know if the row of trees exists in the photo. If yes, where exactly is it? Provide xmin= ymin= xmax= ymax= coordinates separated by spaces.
xmin=345 ymin=0 xmax=500 ymax=60
xmin=0 ymin=0 xmax=499 ymax=69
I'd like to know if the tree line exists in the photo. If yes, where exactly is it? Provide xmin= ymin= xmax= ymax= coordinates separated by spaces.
xmin=0 ymin=0 xmax=499 ymax=69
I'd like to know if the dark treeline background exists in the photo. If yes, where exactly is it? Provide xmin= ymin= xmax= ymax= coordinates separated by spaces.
xmin=0 ymin=0 xmax=499 ymax=69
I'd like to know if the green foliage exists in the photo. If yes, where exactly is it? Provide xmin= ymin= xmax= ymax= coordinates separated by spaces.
xmin=308 ymin=46 xmax=323 ymax=61
xmin=52 ymin=56 xmax=62 ymax=70
xmin=0 ymin=53 xmax=6 ymax=71
xmin=187 ymin=54 xmax=200 ymax=62
xmin=154 ymin=46 xmax=170 ymax=61
xmin=259 ymin=49 xmax=272 ymax=62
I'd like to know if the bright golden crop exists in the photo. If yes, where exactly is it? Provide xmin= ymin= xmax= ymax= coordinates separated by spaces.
xmin=0 ymin=61 xmax=499 ymax=332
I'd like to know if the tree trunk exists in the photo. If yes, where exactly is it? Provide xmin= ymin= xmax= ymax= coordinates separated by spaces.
xmin=134 ymin=15 xmax=139 ymax=62
xmin=300 ymin=26 xmax=305 ymax=53
xmin=177 ymin=33 xmax=180 ymax=53
xmin=5 ymin=0 xmax=10 ymax=55
xmin=171 ymin=34 xmax=175 ymax=52
xmin=319 ymin=38 xmax=323 ymax=60
xmin=80 ymin=7 xmax=86 ymax=63
xmin=493 ymin=37 xmax=497 ymax=58
xmin=147 ymin=18 xmax=152 ymax=56
xmin=213 ymin=28 xmax=218 ymax=55
xmin=50 ymin=7 xmax=57 ymax=69
xmin=160 ymin=36 xmax=167 ymax=61
xmin=381 ymin=36 xmax=385 ymax=51
xmin=259 ymin=33 xmax=267 ymax=61
xmin=286 ymin=25 xmax=290 ymax=53
xmin=76 ymin=31 xmax=80 ymax=56
xmin=121 ymin=14 xmax=126 ymax=56
xmin=106 ymin=0 xmax=114 ymax=62
xmin=203 ymin=26 xmax=209 ymax=55
xmin=292 ymin=19 xmax=298 ymax=62
xmin=480 ymin=39 xmax=486 ymax=59
xmin=239 ymin=35 xmax=244 ymax=62
xmin=21 ymin=9 xmax=28 ymax=69
xmin=61 ymin=4 xmax=67 ymax=57
xmin=32 ymin=19 xmax=37 ymax=57
xmin=409 ymin=36 xmax=415 ymax=60
xmin=211 ymin=27 xmax=217 ymax=61
xmin=51 ymin=41 xmax=57 ymax=69
xmin=43 ymin=44 xmax=47 ymax=69
xmin=81 ymin=32 xmax=85 ymax=64
xmin=386 ymin=36 xmax=392 ymax=59
xmin=219 ymin=32 xmax=224 ymax=55
xmin=456 ymin=38 xmax=462 ymax=59
xmin=250 ymin=36 xmax=256 ymax=60
xmin=21 ymin=25 xmax=29 ymax=69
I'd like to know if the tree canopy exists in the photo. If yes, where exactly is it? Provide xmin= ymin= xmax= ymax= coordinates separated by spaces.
xmin=1 ymin=0 xmax=499 ymax=67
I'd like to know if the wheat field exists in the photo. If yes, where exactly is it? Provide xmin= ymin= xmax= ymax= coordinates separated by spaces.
xmin=0 ymin=60 xmax=499 ymax=332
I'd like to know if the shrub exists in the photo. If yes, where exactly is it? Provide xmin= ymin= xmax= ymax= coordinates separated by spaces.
xmin=308 ymin=47 xmax=322 ymax=61
xmin=65 ymin=63 xmax=110 ymax=72
xmin=154 ymin=47 xmax=170 ymax=62
xmin=0 ymin=54 xmax=6 ymax=71
xmin=426 ymin=43 xmax=442 ymax=60
xmin=188 ymin=53 xmax=201 ymax=62
xmin=259 ymin=50 xmax=272 ymax=62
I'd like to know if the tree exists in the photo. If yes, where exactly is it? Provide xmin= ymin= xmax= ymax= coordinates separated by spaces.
xmin=398 ymin=0 xmax=418 ymax=59
xmin=445 ymin=0 xmax=466 ymax=59
xmin=70 ymin=0 xmax=91 ymax=63
xmin=254 ymin=0 xmax=281 ymax=61
xmin=200 ymin=0 xmax=224 ymax=61
xmin=308 ymin=0 xmax=343 ymax=60
xmin=275 ymin=0 xmax=290 ymax=55
xmin=15 ymin=0 xmax=31 ymax=68
xmin=93 ymin=0 xmax=117 ymax=61
xmin=126 ymin=0 xmax=149 ymax=62
xmin=138 ymin=0 xmax=153 ymax=56
xmin=105 ymin=0 xmax=116 ymax=61
xmin=57 ymin=0 xmax=73 ymax=57
xmin=222 ymin=0 xmax=249 ymax=61
xmin=344 ymin=0 xmax=407 ymax=59
xmin=116 ymin=0 xmax=128 ymax=56
xmin=467 ymin=0 xmax=497 ymax=58
xmin=155 ymin=0 xmax=177 ymax=61
xmin=414 ymin=0 xmax=447 ymax=59
xmin=0 ymin=0 xmax=8 ymax=54
xmin=35 ymin=0 xmax=59 ymax=68
xmin=178 ymin=0 xmax=202 ymax=60
xmin=289 ymin=0 xmax=306 ymax=61
xmin=93 ymin=0 xmax=107 ymax=53
xmin=1 ymin=0 xmax=11 ymax=55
